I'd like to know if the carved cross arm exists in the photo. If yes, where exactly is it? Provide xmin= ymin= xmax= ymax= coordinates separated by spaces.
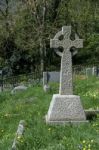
xmin=50 ymin=39 xmax=63 ymax=49
xmin=72 ymin=39 xmax=83 ymax=49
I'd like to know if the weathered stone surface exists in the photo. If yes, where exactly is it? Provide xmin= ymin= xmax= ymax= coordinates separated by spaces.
xmin=46 ymin=94 xmax=87 ymax=124
xmin=0 ymin=70 xmax=3 ymax=75
xmin=11 ymin=85 xmax=27 ymax=94
xmin=46 ymin=26 xmax=87 ymax=124
xmin=50 ymin=26 xmax=83 ymax=95
xmin=43 ymin=72 xmax=48 ymax=85
xmin=43 ymin=71 xmax=60 ymax=85
xmin=12 ymin=120 xmax=25 ymax=150
xmin=86 ymin=67 xmax=97 ymax=77
xmin=43 ymin=84 xmax=50 ymax=92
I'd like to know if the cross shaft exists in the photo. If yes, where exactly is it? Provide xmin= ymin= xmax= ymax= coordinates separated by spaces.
xmin=50 ymin=26 xmax=83 ymax=95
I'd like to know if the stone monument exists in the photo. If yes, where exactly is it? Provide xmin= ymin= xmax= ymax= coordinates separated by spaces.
xmin=46 ymin=26 xmax=87 ymax=124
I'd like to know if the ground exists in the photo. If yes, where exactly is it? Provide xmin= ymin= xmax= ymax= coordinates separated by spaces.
xmin=0 ymin=76 xmax=99 ymax=150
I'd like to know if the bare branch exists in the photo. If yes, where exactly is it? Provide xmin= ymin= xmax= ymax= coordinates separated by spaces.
xmin=26 ymin=0 xmax=41 ymax=25
xmin=0 ymin=8 xmax=5 ymax=17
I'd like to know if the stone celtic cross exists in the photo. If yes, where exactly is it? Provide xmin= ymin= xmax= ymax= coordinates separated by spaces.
xmin=50 ymin=26 xmax=83 ymax=95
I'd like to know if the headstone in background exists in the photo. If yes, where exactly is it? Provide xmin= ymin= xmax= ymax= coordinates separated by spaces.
xmin=0 ymin=70 xmax=3 ymax=75
xmin=86 ymin=67 xmax=97 ymax=76
xmin=11 ymin=85 xmax=28 ymax=94
xmin=12 ymin=120 xmax=25 ymax=150
xmin=96 ymin=67 xmax=99 ymax=76
xmin=46 ymin=26 xmax=87 ymax=124
xmin=92 ymin=67 xmax=97 ymax=76
xmin=43 ymin=72 xmax=49 ymax=86
xmin=43 ymin=84 xmax=50 ymax=92
xmin=43 ymin=72 xmax=60 ymax=85
xmin=43 ymin=72 xmax=50 ymax=92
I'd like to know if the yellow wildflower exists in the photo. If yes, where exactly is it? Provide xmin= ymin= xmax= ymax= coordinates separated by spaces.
xmin=4 ymin=113 xmax=10 ymax=117
xmin=48 ymin=128 xmax=51 ymax=131
xmin=82 ymin=140 xmax=86 ymax=144
xmin=21 ymin=140 xmax=24 ymax=143
xmin=17 ymin=136 xmax=21 ymax=139
xmin=88 ymin=144 xmax=91 ymax=148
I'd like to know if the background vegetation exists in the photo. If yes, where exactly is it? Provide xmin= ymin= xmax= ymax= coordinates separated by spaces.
xmin=0 ymin=0 xmax=99 ymax=75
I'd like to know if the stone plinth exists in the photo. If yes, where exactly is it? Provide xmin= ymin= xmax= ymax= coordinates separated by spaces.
xmin=46 ymin=94 xmax=87 ymax=124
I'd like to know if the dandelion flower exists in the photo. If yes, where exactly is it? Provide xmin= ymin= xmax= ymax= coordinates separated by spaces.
xmin=88 ymin=144 xmax=91 ymax=148
xmin=82 ymin=140 xmax=86 ymax=144
xmin=17 ymin=136 xmax=21 ymax=139
xmin=21 ymin=140 xmax=24 ymax=143
xmin=48 ymin=128 xmax=51 ymax=131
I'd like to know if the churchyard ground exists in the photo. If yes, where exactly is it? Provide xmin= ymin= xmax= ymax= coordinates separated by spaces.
xmin=0 ymin=76 xmax=99 ymax=150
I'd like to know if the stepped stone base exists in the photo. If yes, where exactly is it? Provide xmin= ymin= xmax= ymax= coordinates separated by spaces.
xmin=46 ymin=94 xmax=88 ymax=124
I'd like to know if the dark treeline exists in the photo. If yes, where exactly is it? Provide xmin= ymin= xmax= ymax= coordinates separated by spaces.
xmin=0 ymin=0 xmax=99 ymax=75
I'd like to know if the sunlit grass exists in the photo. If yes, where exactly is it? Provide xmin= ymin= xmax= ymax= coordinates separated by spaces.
xmin=0 ymin=77 xmax=99 ymax=150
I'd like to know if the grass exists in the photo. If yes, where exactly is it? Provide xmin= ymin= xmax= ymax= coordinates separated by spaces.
xmin=0 ymin=76 xmax=99 ymax=150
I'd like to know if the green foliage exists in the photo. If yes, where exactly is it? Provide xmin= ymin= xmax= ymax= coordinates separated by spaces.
xmin=74 ymin=76 xmax=99 ymax=109
xmin=0 ymin=0 xmax=99 ymax=73
xmin=74 ymin=33 xmax=99 ymax=64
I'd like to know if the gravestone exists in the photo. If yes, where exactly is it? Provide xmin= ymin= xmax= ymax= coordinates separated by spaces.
xmin=0 ymin=70 xmax=3 ymax=75
xmin=43 ymin=84 xmax=50 ymax=92
xmin=46 ymin=26 xmax=87 ymax=124
xmin=96 ymin=67 xmax=99 ymax=76
xmin=86 ymin=67 xmax=97 ymax=77
xmin=12 ymin=120 xmax=25 ymax=150
xmin=43 ymin=72 xmax=51 ymax=92
xmin=43 ymin=72 xmax=50 ymax=86
xmin=11 ymin=85 xmax=27 ymax=94
xmin=43 ymin=72 xmax=60 ymax=85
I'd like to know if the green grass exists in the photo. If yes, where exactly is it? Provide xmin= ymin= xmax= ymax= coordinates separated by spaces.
xmin=0 ymin=77 xmax=99 ymax=150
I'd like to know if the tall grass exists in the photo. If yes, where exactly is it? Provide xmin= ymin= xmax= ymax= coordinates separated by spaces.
xmin=0 ymin=77 xmax=99 ymax=150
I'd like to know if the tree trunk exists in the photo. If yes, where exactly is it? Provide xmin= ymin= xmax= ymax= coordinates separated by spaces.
xmin=40 ymin=38 xmax=44 ymax=74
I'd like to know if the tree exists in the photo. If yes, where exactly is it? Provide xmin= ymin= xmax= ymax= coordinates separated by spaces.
xmin=23 ymin=0 xmax=63 ymax=72
xmin=0 ymin=0 xmax=14 ymax=66
xmin=0 ymin=0 xmax=99 ymax=74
